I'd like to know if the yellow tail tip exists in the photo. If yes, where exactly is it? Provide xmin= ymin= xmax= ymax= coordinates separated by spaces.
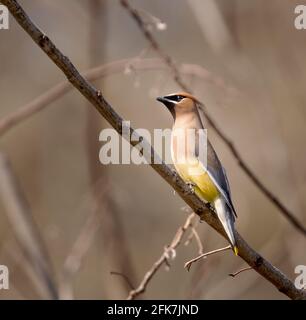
xmin=234 ymin=246 xmax=239 ymax=256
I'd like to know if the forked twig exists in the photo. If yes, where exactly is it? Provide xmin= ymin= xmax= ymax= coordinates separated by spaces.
xmin=184 ymin=245 xmax=231 ymax=272
xmin=185 ymin=225 xmax=204 ymax=255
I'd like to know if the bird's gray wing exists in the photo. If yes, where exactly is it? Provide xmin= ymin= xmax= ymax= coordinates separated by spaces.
xmin=221 ymin=165 xmax=237 ymax=218
xmin=197 ymin=138 xmax=237 ymax=218
xmin=194 ymin=105 xmax=237 ymax=218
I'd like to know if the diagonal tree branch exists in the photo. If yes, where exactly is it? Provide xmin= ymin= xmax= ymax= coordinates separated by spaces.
xmin=119 ymin=0 xmax=306 ymax=237
xmin=2 ymin=0 xmax=306 ymax=300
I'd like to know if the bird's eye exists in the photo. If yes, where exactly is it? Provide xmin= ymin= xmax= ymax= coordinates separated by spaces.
xmin=165 ymin=95 xmax=185 ymax=102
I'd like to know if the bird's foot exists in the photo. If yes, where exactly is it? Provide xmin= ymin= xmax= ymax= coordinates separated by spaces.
xmin=207 ymin=202 xmax=215 ymax=212
xmin=186 ymin=181 xmax=196 ymax=194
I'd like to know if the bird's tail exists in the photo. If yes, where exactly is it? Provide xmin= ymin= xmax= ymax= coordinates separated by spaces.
xmin=214 ymin=197 xmax=238 ymax=255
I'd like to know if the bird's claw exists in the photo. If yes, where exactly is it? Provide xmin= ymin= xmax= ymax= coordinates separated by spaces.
xmin=207 ymin=202 xmax=215 ymax=212
xmin=186 ymin=182 xmax=196 ymax=194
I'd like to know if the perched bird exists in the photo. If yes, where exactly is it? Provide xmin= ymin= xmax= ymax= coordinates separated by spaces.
xmin=157 ymin=92 xmax=238 ymax=255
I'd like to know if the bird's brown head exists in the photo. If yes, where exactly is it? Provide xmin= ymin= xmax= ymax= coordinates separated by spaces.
xmin=156 ymin=92 xmax=199 ymax=119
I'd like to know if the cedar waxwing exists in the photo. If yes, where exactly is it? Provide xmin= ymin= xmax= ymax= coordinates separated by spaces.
xmin=157 ymin=92 xmax=238 ymax=255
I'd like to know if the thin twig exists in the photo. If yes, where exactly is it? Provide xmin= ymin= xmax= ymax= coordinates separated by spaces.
xmin=229 ymin=266 xmax=253 ymax=278
xmin=184 ymin=224 xmax=204 ymax=255
xmin=184 ymin=245 xmax=231 ymax=272
xmin=120 ymin=0 xmax=189 ymax=91
xmin=191 ymin=228 xmax=204 ymax=255
xmin=127 ymin=213 xmax=195 ymax=300
xmin=120 ymin=0 xmax=306 ymax=237
xmin=2 ymin=0 xmax=306 ymax=300
xmin=184 ymin=218 xmax=199 ymax=246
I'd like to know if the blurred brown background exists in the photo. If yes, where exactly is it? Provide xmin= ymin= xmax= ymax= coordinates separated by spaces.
xmin=0 ymin=0 xmax=305 ymax=299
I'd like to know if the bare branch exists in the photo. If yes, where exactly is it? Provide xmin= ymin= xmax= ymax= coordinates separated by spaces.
xmin=0 ymin=152 xmax=58 ymax=299
xmin=2 ymin=0 xmax=306 ymax=300
xmin=229 ymin=266 xmax=253 ymax=278
xmin=120 ymin=0 xmax=189 ymax=91
xmin=127 ymin=213 xmax=195 ymax=300
xmin=184 ymin=219 xmax=204 ymax=255
xmin=184 ymin=245 xmax=231 ymax=272
xmin=120 ymin=0 xmax=306 ymax=237
xmin=190 ymin=228 xmax=204 ymax=255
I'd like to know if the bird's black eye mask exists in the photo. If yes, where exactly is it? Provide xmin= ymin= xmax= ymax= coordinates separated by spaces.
xmin=165 ymin=95 xmax=184 ymax=103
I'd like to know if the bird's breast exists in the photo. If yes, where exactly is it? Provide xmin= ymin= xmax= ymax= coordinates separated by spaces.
xmin=171 ymin=157 xmax=219 ymax=202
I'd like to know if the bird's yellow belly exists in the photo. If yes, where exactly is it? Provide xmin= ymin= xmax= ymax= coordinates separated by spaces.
xmin=174 ymin=160 xmax=219 ymax=203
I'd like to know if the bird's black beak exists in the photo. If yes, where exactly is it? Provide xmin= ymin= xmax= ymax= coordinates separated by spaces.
xmin=156 ymin=96 xmax=176 ymax=119
xmin=156 ymin=96 xmax=167 ymax=103
xmin=156 ymin=96 xmax=174 ymax=109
